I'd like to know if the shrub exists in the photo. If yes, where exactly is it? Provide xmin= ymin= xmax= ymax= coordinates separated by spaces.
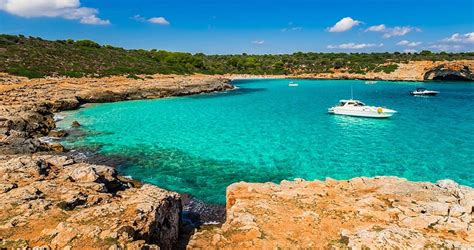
xmin=75 ymin=40 xmax=101 ymax=48
xmin=7 ymin=67 xmax=44 ymax=78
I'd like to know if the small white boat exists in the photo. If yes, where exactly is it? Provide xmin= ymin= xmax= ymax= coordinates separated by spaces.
xmin=288 ymin=81 xmax=299 ymax=87
xmin=410 ymin=88 xmax=439 ymax=96
xmin=365 ymin=81 xmax=377 ymax=84
xmin=328 ymin=99 xmax=397 ymax=118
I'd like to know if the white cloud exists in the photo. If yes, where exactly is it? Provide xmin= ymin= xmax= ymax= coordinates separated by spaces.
xmin=132 ymin=15 xmax=170 ymax=25
xmin=148 ymin=17 xmax=170 ymax=25
xmin=425 ymin=32 xmax=474 ymax=52
xmin=383 ymin=26 xmax=418 ymax=38
xmin=251 ymin=40 xmax=265 ymax=45
xmin=366 ymin=24 xmax=386 ymax=32
xmin=403 ymin=49 xmax=417 ymax=53
xmin=442 ymin=32 xmax=474 ymax=44
xmin=281 ymin=27 xmax=302 ymax=32
xmin=397 ymin=40 xmax=422 ymax=47
xmin=328 ymin=17 xmax=362 ymax=32
xmin=0 ymin=0 xmax=110 ymax=25
xmin=429 ymin=44 xmax=464 ymax=51
xmin=327 ymin=43 xmax=383 ymax=49
xmin=366 ymin=24 xmax=420 ymax=38
xmin=131 ymin=14 xmax=145 ymax=22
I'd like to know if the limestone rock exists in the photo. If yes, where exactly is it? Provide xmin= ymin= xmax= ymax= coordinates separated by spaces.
xmin=188 ymin=177 xmax=474 ymax=249
xmin=48 ymin=129 xmax=67 ymax=138
xmin=0 ymin=154 xmax=181 ymax=249
xmin=68 ymin=164 xmax=100 ymax=183
xmin=0 ymin=183 xmax=17 ymax=193
xmin=71 ymin=121 xmax=81 ymax=127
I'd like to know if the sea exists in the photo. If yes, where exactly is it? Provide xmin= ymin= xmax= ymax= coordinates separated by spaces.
xmin=57 ymin=79 xmax=474 ymax=204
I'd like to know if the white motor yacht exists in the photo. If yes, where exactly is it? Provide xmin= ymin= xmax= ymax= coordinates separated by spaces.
xmin=328 ymin=99 xmax=397 ymax=118
xmin=410 ymin=88 xmax=439 ymax=96
xmin=288 ymin=81 xmax=299 ymax=87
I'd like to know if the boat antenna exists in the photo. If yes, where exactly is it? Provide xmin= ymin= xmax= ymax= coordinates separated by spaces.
xmin=351 ymin=84 xmax=354 ymax=99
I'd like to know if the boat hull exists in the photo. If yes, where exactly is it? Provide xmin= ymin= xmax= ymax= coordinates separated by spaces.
xmin=328 ymin=107 xmax=396 ymax=118
xmin=411 ymin=92 xmax=439 ymax=96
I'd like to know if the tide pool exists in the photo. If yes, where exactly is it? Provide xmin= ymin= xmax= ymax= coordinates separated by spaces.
xmin=58 ymin=79 xmax=474 ymax=204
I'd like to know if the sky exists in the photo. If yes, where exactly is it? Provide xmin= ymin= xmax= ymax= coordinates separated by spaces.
xmin=0 ymin=0 xmax=473 ymax=54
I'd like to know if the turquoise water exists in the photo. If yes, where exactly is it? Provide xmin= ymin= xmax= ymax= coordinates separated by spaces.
xmin=58 ymin=79 xmax=474 ymax=204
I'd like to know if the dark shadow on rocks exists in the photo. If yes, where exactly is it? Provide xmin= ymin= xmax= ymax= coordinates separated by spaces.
xmin=174 ymin=194 xmax=226 ymax=249
xmin=432 ymin=74 xmax=471 ymax=81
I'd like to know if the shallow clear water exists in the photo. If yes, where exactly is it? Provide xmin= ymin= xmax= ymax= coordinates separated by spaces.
xmin=58 ymin=79 xmax=474 ymax=204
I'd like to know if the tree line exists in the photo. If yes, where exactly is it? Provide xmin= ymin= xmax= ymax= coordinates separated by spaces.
xmin=1 ymin=34 xmax=473 ymax=78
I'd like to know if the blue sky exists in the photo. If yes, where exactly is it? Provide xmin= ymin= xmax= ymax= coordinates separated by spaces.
xmin=1 ymin=0 xmax=473 ymax=54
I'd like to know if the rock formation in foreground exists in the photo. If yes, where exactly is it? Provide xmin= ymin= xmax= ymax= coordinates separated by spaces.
xmin=188 ymin=177 xmax=474 ymax=249
xmin=0 ymin=154 xmax=181 ymax=249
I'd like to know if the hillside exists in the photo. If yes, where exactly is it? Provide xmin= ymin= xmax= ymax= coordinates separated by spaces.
xmin=1 ymin=34 xmax=474 ymax=78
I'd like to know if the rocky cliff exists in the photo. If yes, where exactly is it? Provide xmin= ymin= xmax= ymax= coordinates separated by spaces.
xmin=0 ymin=154 xmax=181 ymax=249
xmin=296 ymin=60 xmax=474 ymax=81
xmin=188 ymin=177 xmax=474 ymax=249
xmin=424 ymin=62 xmax=474 ymax=81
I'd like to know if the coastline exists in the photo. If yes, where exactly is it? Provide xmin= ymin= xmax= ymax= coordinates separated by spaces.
xmin=1 ymin=67 xmax=473 ymax=248
xmin=0 ymin=74 xmax=233 ymax=248
xmin=224 ymin=59 xmax=474 ymax=82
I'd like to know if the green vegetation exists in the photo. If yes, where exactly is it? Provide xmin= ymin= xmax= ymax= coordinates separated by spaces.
xmin=1 ymin=34 xmax=473 ymax=78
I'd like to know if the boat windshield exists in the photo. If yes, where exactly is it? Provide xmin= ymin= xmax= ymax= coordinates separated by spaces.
xmin=416 ymin=88 xmax=426 ymax=91
xmin=340 ymin=100 xmax=365 ymax=106
xmin=352 ymin=101 xmax=365 ymax=106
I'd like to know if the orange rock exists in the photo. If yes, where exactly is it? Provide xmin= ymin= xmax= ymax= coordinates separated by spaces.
xmin=188 ymin=177 xmax=474 ymax=249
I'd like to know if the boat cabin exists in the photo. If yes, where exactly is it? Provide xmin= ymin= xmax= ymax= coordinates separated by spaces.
xmin=339 ymin=99 xmax=366 ymax=106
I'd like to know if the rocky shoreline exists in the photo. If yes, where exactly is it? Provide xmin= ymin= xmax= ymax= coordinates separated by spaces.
xmin=1 ymin=71 xmax=473 ymax=249
xmin=0 ymin=74 xmax=233 ymax=154
xmin=0 ymin=74 xmax=233 ymax=248
xmin=225 ymin=60 xmax=474 ymax=82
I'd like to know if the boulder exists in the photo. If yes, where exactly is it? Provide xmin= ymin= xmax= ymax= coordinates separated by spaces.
xmin=0 ymin=183 xmax=18 ymax=193
xmin=68 ymin=165 xmax=99 ymax=183
xmin=71 ymin=121 xmax=81 ymax=127
xmin=48 ymin=129 xmax=67 ymax=137
xmin=0 ymin=155 xmax=182 ymax=249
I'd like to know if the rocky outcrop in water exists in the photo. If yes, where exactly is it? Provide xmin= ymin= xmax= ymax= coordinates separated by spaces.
xmin=188 ymin=177 xmax=474 ymax=249
xmin=0 ymin=154 xmax=181 ymax=249
xmin=0 ymin=104 xmax=56 ymax=154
